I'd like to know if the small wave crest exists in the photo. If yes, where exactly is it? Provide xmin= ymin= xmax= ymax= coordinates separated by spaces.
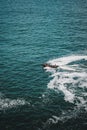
xmin=0 ymin=93 xmax=30 ymax=110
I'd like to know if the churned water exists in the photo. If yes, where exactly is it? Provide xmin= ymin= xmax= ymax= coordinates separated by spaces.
xmin=0 ymin=0 xmax=87 ymax=130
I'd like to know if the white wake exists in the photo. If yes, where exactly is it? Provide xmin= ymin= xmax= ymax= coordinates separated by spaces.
xmin=42 ymin=55 xmax=87 ymax=129
xmin=44 ymin=55 xmax=87 ymax=105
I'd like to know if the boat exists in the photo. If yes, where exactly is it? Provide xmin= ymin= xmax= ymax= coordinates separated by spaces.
xmin=42 ymin=63 xmax=58 ymax=68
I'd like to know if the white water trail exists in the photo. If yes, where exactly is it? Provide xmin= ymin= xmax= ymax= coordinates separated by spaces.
xmin=45 ymin=55 xmax=87 ymax=105
xmin=43 ymin=55 xmax=87 ymax=129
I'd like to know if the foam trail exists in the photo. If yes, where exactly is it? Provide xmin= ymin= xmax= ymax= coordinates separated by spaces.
xmin=57 ymin=84 xmax=74 ymax=103
xmin=48 ymin=55 xmax=87 ymax=65
xmin=45 ymin=55 xmax=87 ymax=104
xmin=47 ymin=55 xmax=87 ymax=71
xmin=48 ymin=75 xmax=75 ymax=103
xmin=42 ymin=56 xmax=87 ymax=130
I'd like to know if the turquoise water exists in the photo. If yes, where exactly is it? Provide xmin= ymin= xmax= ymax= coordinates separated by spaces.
xmin=0 ymin=0 xmax=87 ymax=130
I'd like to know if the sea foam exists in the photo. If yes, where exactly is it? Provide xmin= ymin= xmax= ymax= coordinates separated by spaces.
xmin=45 ymin=55 xmax=87 ymax=105
xmin=0 ymin=93 xmax=30 ymax=110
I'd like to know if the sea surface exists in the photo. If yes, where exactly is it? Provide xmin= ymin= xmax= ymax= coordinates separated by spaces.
xmin=0 ymin=0 xmax=87 ymax=130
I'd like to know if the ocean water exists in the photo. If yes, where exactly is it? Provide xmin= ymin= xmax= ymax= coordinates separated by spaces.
xmin=0 ymin=0 xmax=87 ymax=130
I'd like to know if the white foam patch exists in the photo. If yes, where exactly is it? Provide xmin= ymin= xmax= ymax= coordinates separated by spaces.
xmin=45 ymin=55 xmax=87 ymax=105
xmin=0 ymin=94 xmax=30 ymax=110
xmin=48 ymin=55 xmax=87 ymax=67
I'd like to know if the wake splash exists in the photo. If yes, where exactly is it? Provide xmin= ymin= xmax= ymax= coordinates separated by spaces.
xmin=45 ymin=55 xmax=87 ymax=104
xmin=42 ymin=55 xmax=87 ymax=129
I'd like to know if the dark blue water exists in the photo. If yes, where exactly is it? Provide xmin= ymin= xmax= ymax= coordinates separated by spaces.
xmin=0 ymin=0 xmax=87 ymax=130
